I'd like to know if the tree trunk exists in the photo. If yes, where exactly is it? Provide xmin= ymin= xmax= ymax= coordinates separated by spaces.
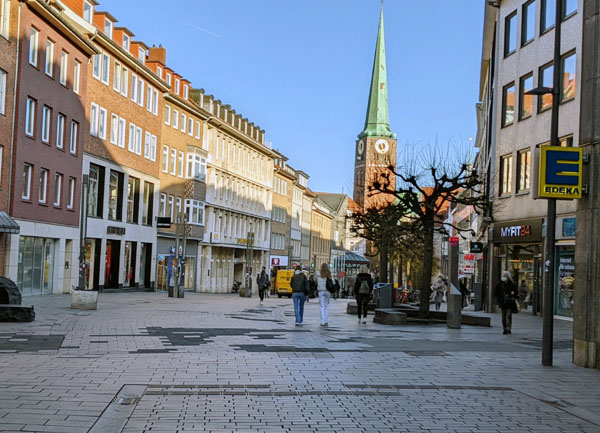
xmin=419 ymin=219 xmax=435 ymax=318
xmin=380 ymin=241 xmax=388 ymax=283
xmin=389 ymin=258 xmax=394 ymax=287
xmin=398 ymin=255 xmax=403 ymax=289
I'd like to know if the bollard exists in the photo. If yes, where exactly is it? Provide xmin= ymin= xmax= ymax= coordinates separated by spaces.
xmin=447 ymin=283 xmax=462 ymax=329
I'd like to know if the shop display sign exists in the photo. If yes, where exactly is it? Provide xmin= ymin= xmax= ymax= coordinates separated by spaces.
xmin=470 ymin=242 xmax=483 ymax=253
xmin=538 ymin=146 xmax=583 ymax=199
xmin=156 ymin=217 xmax=171 ymax=228
xmin=493 ymin=218 xmax=543 ymax=243
xmin=449 ymin=236 xmax=459 ymax=246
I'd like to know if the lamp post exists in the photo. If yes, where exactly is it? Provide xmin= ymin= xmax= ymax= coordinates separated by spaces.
xmin=77 ymin=174 xmax=89 ymax=290
xmin=245 ymin=221 xmax=254 ymax=297
xmin=524 ymin=0 xmax=562 ymax=366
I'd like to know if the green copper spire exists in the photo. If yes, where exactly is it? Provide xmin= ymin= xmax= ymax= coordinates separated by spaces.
xmin=359 ymin=4 xmax=396 ymax=139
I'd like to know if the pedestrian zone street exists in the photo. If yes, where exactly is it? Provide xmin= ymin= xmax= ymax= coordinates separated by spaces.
xmin=0 ymin=292 xmax=599 ymax=433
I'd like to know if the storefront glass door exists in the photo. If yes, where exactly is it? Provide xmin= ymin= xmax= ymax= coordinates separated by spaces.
xmin=17 ymin=237 xmax=55 ymax=295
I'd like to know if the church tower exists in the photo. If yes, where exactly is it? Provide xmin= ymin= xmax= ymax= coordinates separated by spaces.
xmin=353 ymin=4 xmax=397 ymax=210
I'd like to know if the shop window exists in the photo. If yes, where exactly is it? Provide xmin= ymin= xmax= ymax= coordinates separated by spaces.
xmin=16 ymin=237 xmax=55 ymax=295
xmin=142 ymin=181 xmax=154 ymax=226
xmin=107 ymin=170 xmax=124 ymax=221
xmin=127 ymin=176 xmax=140 ymax=224
xmin=88 ymin=163 xmax=104 ymax=218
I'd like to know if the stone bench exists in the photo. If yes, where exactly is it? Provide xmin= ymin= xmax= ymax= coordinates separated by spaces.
xmin=346 ymin=301 xmax=376 ymax=314
xmin=373 ymin=308 xmax=407 ymax=325
xmin=0 ymin=305 xmax=35 ymax=322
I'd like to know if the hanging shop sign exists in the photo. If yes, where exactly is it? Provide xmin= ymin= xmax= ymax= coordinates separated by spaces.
xmin=156 ymin=217 xmax=171 ymax=228
xmin=493 ymin=218 xmax=543 ymax=244
xmin=470 ymin=242 xmax=484 ymax=253
xmin=538 ymin=146 xmax=583 ymax=199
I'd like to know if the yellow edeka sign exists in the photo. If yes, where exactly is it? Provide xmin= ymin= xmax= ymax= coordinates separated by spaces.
xmin=538 ymin=146 xmax=582 ymax=199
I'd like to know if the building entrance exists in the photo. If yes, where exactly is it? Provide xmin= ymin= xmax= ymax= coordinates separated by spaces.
xmin=105 ymin=240 xmax=121 ymax=289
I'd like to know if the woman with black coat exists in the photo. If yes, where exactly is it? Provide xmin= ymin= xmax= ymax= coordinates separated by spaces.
xmin=494 ymin=271 xmax=518 ymax=334
xmin=354 ymin=265 xmax=373 ymax=324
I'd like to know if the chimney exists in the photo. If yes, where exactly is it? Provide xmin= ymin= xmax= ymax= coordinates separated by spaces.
xmin=148 ymin=46 xmax=166 ymax=65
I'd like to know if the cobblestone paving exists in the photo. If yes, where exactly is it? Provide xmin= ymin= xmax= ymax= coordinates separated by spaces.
xmin=0 ymin=292 xmax=599 ymax=432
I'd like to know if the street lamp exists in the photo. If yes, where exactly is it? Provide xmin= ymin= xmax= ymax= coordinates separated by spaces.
xmin=524 ymin=0 xmax=562 ymax=366
xmin=77 ymin=174 xmax=89 ymax=290
xmin=245 ymin=221 xmax=254 ymax=297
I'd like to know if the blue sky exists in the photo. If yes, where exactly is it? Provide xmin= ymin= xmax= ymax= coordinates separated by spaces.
xmin=97 ymin=0 xmax=485 ymax=194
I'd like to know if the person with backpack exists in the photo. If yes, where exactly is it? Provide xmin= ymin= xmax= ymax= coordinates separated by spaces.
xmin=256 ymin=266 xmax=269 ymax=305
xmin=354 ymin=265 xmax=373 ymax=324
xmin=290 ymin=264 xmax=309 ymax=325
xmin=317 ymin=263 xmax=335 ymax=326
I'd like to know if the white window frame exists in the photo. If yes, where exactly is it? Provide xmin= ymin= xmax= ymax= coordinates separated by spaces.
xmin=162 ymin=145 xmax=168 ymax=173
xmin=166 ymin=73 xmax=171 ymax=86
xmin=150 ymin=135 xmax=157 ymax=161
xmin=92 ymin=54 xmax=101 ymax=79
xmin=101 ymin=53 xmax=109 ymax=85
xmin=195 ymin=121 xmax=200 ymax=139
xmin=110 ymin=114 xmax=118 ymax=144
xmin=152 ymin=88 xmax=158 ymax=115
xmin=98 ymin=107 xmax=107 ymax=140
xmin=1 ymin=0 xmax=10 ymax=39
xmin=29 ymin=27 xmax=39 ymax=66
xmin=146 ymin=85 xmax=153 ymax=111
xmin=117 ymin=117 xmax=126 ymax=148
xmin=174 ymin=78 xmax=180 ymax=94
xmin=164 ymin=105 xmax=171 ymax=125
xmin=144 ymin=131 xmax=151 ymax=159
xmin=177 ymin=151 xmax=184 ymax=178
xmin=135 ymin=126 xmax=142 ymax=155
xmin=67 ymin=177 xmax=75 ymax=209
xmin=131 ymin=74 xmax=138 ymax=102
xmin=53 ymin=173 xmax=62 ymax=207
xmin=170 ymin=148 xmax=176 ymax=175
xmin=159 ymin=193 xmax=166 ymax=217
xmin=25 ymin=97 xmax=35 ymax=137
xmin=186 ymin=153 xmax=206 ymax=181
xmin=104 ymin=18 xmax=113 ymax=38
xmin=56 ymin=113 xmax=65 ymax=149
xmin=41 ymin=105 xmax=51 ymax=144
xmin=121 ymin=67 xmax=128 ymax=97
xmin=181 ymin=113 xmax=186 ymax=132
xmin=59 ymin=50 xmax=68 ymax=86
xmin=137 ymin=78 xmax=144 ymax=106
xmin=73 ymin=61 xmax=81 ymax=94
xmin=188 ymin=118 xmax=193 ymax=136
xmin=168 ymin=195 xmax=174 ymax=221
xmin=45 ymin=39 xmax=54 ymax=76
xmin=185 ymin=199 xmax=205 ymax=226
xmin=173 ymin=109 xmax=179 ymax=129
xmin=83 ymin=1 xmax=93 ymax=23
xmin=113 ymin=61 xmax=121 ymax=92
xmin=156 ymin=66 xmax=163 ymax=79
xmin=38 ymin=168 xmax=48 ymax=204
xmin=0 ymin=69 xmax=6 ymax=115
xmin=128 ymin=122 xmax=136 ymax=152
xmin=138 ymin=46 xmax=145 ymax=63
xmin=22 ymin=163 xmax=32 ymax=200
xmin=69 ymin=121 xmax=78 ymax=154
xmin=122 ymin=33 xmax=130 ymax=51
xmin=90 ymin=102 xmax=98 ymax=137
xmin=183 ymin=84 xmax=188 ymax=99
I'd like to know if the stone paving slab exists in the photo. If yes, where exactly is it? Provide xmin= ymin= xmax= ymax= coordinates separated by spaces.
xmin=0 ymin=292 xmax=597 ymax=432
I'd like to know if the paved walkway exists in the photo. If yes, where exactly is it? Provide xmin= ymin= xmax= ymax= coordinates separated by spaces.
xmin=0 ymin=291 xmax=598 ymax=432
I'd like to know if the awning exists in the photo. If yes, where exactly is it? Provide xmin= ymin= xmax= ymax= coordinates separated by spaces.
xmin=334 ymin=251 xmax=370 ymax=265
xmin=0 ymin=212 xmax=20 ymax=234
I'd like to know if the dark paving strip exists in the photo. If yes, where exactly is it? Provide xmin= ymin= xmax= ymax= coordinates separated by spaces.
xmin=0 ymin=334 xmax=65 ymax=352
xmin=90 ymin=341 xmax=109 ymax=343
xmin=404 ymin=350 xmax=449 ymax=356
xmin=129 ymin=349 xmax=176 ymax=354
xmin=225 ymin=315 xmax=285 ymax=323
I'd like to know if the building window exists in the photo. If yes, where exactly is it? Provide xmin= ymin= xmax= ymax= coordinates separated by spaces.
xmin=73 ymin=61 xmax=81 ymax=94
xmin=183 ymin=84 xmax=188 ymax=100
xmin=162 ymin=145 xmax=168 ymax=172
xmin=144 ymin=132 xmax=151 ymax=159
xmin=188 ymin=118 xmax=193 ymax=136
xmin=504 ymin=11 xmax=517 ymax=56
xmin=92 ymin=54 xmax=100 ymax=79
xmin=22 ymin=163 xmax=32 ymax=200
xmin=0 ymin=0 xmax=10 ymax=39
xmin=0 ymin=69 xmax=6 ymax=115
xmin=563 ymin=0 xmax=577 ymax=19
xmin=164 ymin=105 xmax=171 ymax=125
xmin=41 ymin=106 xmax=51 ymax=144
xmin=560 ymin=135 xmax=574 ymax=147
xmin=104 ymin=18 xmax=113 ymax=38
xmin=53 ymin=173 xmax=62 ymax=207
xmin=136 ymin=79 xmax=144 ymax=106
xmin=186 ymin=153 xmax=207 ymax=181
xmin=519 ymin=74 xmax=533 ymax=119
xmin=59 ymin=50 xmax=68 ymax=85
xmin=29 ymin=27 xmax=39 ymax=66
xmin=174 ymin=78 xmax=180 ymax=94
xmin=502 ymin=83 xmax=515 ymax=127
xmin=522 ymin=1 xmax=535 ymax=46
xmin=88 ymin=163 xmax=104 ymax=217
xmin=113 ymin=61 xmax=121 ymax=92
xmin=69 ymin=121 xmax=78 ymax=154
xmin=126 ymin=176 xmax=140 ymax=224
xmin=131 ymin=74 xmax=138 ymax=102
xmin=156 ymin=66 xmax=162 ymax=79
xmin=107 ymin=170 xmax=123 ymax=221
xmin=561 ymin=51 xmax=576 ymax=102
xmin=170 ymin=148 xmax=176 ymax=175
xmin=150 ymin=134 xmax=157 ymax=161
xmin=159 ymin=193 xmax=166 ymax=217
xmin=541 ymin=0 xmax=555 ymax=33
xmin=120 ymin=67 xmax=128 ymax=97
xmin=181 ymin=113 xmax=186 ymax=132
xmin=38 ymin=168 xmax=48 ymax=204
xmin=517 ymin=149 xmax=531 ymax=193
xmin=499 ymin=154 xmax=513 ymax=196
xmin=56 ymin=113 xmax=65 ymax=149
xmin=90 ymin=102 xmax=99 ymax=136
xmin=195 ymin=121 xmax=200 ymax=139
xmin=67 ymin=177 xmax=75 ymax=209
xmin=25 ymin=97 xmax=35 ymax=137
xmin=128 ymin=123 xmax=135 ymax=152
xmin=83 ymin=1 xmax=93 ymax=23
xmin=45 ymin=40 xmax=54 ymax=76
xmin=185 ymin=199 xmax=205 ymax=226
xmin=122 ymin=33 xmax=130 ymax=51
xmin=178 ymin=151 xmax=184 ymax=178
xmin=176 ymin=197 xmax=182 ymax=220
xmin=142 ymin=181 xmax=153 ymax=225
xmin=538 ymin=62 xmax=553 ymax=112
xmin=166 ymin=73 xmax=171 ymax=86
xmin=98 ymin=107 xmax=107 ymax=140
xmin=173 ymin=109 xmax=179 ymax=129
xmin=110 ymin=114 xmax=118 ymax=144
xmin=135 ymin=126 xmax=142 ymax=155
xmin=118 ymin=117 xmax=126 ymax=148
xmin=138 ymin=46 xmax=145 ymax=63
xmin=101 ymin=53 xmax=109 ymax=85
xmin=167 ymin=195 xmax=174 ymax=221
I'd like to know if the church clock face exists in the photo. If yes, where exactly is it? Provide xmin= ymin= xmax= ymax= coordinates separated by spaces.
xmin=357 ymin=139 xmax=365 ymax=156
xmin=375 ymin=139 xmax=389 ymax=154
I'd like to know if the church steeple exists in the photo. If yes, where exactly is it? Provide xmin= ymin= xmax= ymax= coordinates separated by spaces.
xmin=359 ymin=4 xmax=395 ymax=139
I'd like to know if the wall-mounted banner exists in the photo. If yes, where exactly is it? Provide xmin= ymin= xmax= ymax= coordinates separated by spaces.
xmin=538 ymin=146 xmax=582 ymax=199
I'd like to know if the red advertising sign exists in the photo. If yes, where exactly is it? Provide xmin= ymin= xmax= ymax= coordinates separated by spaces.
xmin=449 ymin=236 xmax=460 ymax=246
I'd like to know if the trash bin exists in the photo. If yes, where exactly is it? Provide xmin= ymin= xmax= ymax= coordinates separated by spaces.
xmin=447 ymin=282 xmax=461 ymax=329
xmin=374 ymin=283 xmax=393 ymax=309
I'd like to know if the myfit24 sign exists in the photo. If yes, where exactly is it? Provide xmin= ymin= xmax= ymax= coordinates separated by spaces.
xmin=538 ymin=146 xmax=582 ymax=199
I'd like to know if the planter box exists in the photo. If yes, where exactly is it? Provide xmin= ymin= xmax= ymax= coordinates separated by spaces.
xmin=71 ymin=290 xmax=98 ymax=310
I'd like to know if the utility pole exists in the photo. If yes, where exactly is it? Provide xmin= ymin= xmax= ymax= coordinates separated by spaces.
xmin=170 ymin=215 xmax=181 ymax=298
xmin=77 ymin=175 xmax=89 ymax=290
xmin=178 ymin=216 xmax=186 ymax=298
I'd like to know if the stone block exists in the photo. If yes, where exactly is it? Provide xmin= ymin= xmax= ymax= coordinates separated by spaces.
xmin=346 ymin=301 xmax=376 ymax=314
xmin=71 ymin=290 xmax=98 ymax=310
xmin=373 ymin=308 xmax=407 ymax=325
xmin=0 ymin=305 xmax=35 ymax=322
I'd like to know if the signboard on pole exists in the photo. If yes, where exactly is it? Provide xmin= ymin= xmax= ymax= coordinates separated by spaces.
xmin=157 ymin=217 xmax=171 ymax=228
xmin=538 ymin=146 xmax=583 ymax=199
xmin=449 ymin=236 xmax=459 ymax=246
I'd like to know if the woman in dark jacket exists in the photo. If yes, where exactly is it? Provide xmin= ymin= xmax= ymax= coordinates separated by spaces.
xmin=354 ymin=265 xmax=373 ymax=324
xmin=494 ymin=271 xmax=517 ymax=334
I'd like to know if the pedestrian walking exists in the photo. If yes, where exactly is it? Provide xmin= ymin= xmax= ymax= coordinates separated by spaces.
xmin=354 ymin=265 xmax=373 ymax=324
xmin=495 ymin=271 xmax=518 ymax=334
xmin=316 ymin=263 xmax=333 ymax=326
xmin=459 ymin=279 xmax=469 ymax=308
xmin=430 ymin=275 xmax=447 ymax=311
xmin=333 ymin=278 xmax=341 ymax=299
xmin=257 ymin=266 xmax=269 ymax=305
xmin=290 ymin=265 xmax=309 ymax=325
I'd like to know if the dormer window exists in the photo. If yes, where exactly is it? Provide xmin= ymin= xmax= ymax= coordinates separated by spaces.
xmin=83 ymin=1 xmax=93 ymax=23
xmin=183 ymin=84 xmax=188 ymax=100
xmin=157 ymin=66 xmax=163 ymax=79
xmin=104 ymin=19 xmax=113 ymax=38
xmin=138 ymin=46 xmax=145 ymax=63
xmin=166 ymin=73 xmax=172 ymax=85
xmin=174 ymin=78 xmax=180 ymax=94
xmin=122 ymin=34 xmax=130 ymax=51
